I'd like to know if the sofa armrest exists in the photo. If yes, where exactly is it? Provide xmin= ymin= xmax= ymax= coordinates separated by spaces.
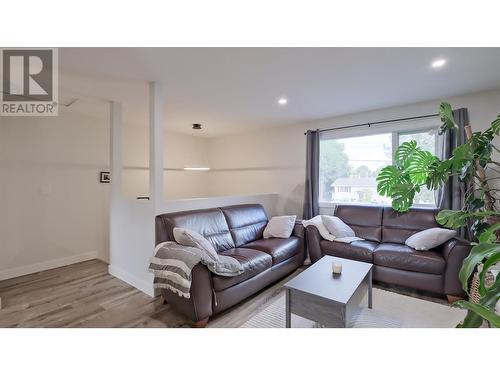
xmin=305 ymin=225 xmax=323 ymax=264
xmin=441 ymin=237 xmax=471 ymax=296
xmin=292 ymin=220 xmax=305 ymax=239
xmin=161 ymin=263 xmax=213 ymax=323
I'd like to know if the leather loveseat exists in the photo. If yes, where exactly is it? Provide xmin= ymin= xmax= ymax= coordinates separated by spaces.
xmin=305 ymin=205 xmax=471 ymax=301
xmin=155 ymin=204 xmax=305 ymax=326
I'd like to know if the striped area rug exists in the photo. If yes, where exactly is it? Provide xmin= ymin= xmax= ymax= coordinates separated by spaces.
xmin=240 ymin=288 xmax=466 ymax=328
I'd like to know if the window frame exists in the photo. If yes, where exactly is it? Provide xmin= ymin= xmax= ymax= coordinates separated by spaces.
xmin=318 ymin=126 xmax=438 ymax=209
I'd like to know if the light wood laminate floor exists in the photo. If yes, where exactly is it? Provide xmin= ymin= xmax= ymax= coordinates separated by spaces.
xmin=0 ymin=259 xmax=299 ymax=328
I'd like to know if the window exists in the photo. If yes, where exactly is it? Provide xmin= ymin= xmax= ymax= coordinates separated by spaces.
xmin=319 ymin=128 xmax=437 ymax=206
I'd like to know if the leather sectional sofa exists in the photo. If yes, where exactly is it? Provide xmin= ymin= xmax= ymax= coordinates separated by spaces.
xmin=306 ymin=205 xmax=471 ymax=301
xmin=155 ymin=204 xmax=305 ymax=326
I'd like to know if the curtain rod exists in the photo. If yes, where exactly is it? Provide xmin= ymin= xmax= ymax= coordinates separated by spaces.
xmin=303 ymin=113 xmax=440 ymax=135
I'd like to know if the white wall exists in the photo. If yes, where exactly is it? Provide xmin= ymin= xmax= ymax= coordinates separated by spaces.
xmin=0 ymin=107 xmax=110 ymax=279
xmin=121 ymin=126 xmax=211 ymax=200
xmin=206 ymin=89 xmax=500 ymax=217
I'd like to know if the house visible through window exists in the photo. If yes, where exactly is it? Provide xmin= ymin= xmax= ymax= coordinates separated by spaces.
xmin=319 ymin=128 xmax=437 ymax=206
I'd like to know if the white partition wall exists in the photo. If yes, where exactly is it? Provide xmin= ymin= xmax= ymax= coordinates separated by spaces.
xmin=108 ymin=83 xmax=161 ymax=296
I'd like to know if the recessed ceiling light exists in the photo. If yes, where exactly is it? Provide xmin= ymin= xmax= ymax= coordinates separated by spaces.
xmin=431 ymin=59 xmax=447 ymax=68
xmin=278 ymin=97 xmax=288 ymax=105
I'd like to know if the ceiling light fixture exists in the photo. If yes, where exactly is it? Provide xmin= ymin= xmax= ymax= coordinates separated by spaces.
xmin=192 ymin=123 xmax=202 ymax=130
xmin=431 ymin=59 xmax=447 ymax=69
xmin=183 ymin=167 xmax=210 ymax=171
xmin=278 ymin=97 xmax=288 ymax=106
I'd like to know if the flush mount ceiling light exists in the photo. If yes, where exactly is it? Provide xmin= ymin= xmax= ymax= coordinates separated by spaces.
xmin=183 ymin=167 xmax=210 ymax=171
xmin=431 ymin=59 xmax=447 ymax=69
xmin=192 ymin=123 xmax=202 ymax=130
xmin=278 ymin=97 xmax=288 ymax=106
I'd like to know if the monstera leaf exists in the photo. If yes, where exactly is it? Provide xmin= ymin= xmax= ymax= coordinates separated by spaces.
xmin=435 ymin=210 xmax=470 ymax=228
xmin=491 ymin=115 xmax=500 ymax=135
xmin=395 ymin=140 xmax=418 ymax=168
xmin=376 ymin=165 xmax=403 ymax=197
xmin=436 ymin=210 xmax=500 ymax=229
xmin=390 ymin=183 xmax=416 ymax=212
xmin=406 ymin=150 xmax=439 ymax=185
xmin=439 ymin=102 xmax=457 ymax=134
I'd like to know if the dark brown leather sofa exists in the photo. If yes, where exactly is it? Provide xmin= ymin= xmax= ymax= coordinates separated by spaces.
xmin=155 ymin=204 xmax=305 ymax=326
xmin=305 ymin=205 xmax=470 ymax=301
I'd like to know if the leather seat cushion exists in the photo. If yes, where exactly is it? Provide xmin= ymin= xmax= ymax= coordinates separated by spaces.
xmin=373 ymin=242 xmax=445 ymax=275
xmin=212 ymin=248 xmax=272 ymax=291
xmin=242 ymin=237 xmax=301 ymax=265
xmin=320 ymin=240 xmax=378 ymax=263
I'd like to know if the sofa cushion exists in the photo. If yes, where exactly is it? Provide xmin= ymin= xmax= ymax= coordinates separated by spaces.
xmin=382 ymin=207 xmax=440 ymax=244
xmin=320 ymin=240 xmax=378 ymax=263
xmin=334 ymin=205 xmax=383 ymax=242
xmin=373 ymin=242 xmax=446 ymax=275
xmin=212 ymin=248 xmax=272 ymax=291
xmin=242 ymin=237 xmax=301 ymax=265
xmin=221 ymin=204 xmax=268 ymax=247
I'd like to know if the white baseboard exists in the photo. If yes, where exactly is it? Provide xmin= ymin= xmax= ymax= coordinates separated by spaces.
xmin=0 ymin=251 xmax=98 ymax=281
xmin=108 ymin=264 xmax=155 ymax=297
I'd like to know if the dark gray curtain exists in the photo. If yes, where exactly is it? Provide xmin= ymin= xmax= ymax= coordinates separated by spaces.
xmin=303 ymin=130 xmax=320 ymax=219
xmin=434 ymin=108 xmax=469 ymax=211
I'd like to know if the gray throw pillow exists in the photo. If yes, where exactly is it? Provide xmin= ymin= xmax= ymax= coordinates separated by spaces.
xmin=263 ymin=215 xmax=297 ymax=239
xmin=405 ymin=228 xmax=457 ymax=250
xmin=173 ymin=227 xmax=219 ymax=261
xmin=321 ymin=215 xmax=355 ymax=238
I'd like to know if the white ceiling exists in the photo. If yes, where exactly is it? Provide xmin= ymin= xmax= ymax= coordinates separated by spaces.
xmin=60 ymin=48 xmax=500 ymax=137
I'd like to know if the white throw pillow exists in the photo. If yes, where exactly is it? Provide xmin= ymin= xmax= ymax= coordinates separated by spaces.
xmin=263 ymin=215 xmax=297 ymax=239
xmin=173 ymin=227 xmax=219 ymax=261
xmin=405 ymin=228 xmax=457 ymax=251
xmin=302 ymin=215 xmax=335 ymax=241
xmin=321 ymin=215 xmax=356 ymax=238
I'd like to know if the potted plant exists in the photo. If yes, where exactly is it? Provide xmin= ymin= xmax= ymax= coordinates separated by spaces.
xmin=376 ymin=102 xmax=500 ymax=327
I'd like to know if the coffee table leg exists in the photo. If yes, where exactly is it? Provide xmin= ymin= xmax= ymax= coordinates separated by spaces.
xmin=368 ymin=269 xmax=373 ymax=309
xmin=285 ymin=288 xmax=291 ymax=328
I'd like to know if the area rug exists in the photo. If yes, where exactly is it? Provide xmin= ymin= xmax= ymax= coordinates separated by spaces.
xmin=240 ymin=288 xmax=466 ymax=328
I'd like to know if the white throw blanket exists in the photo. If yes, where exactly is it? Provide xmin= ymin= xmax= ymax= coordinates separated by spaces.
xmin=302 ymin=215 xmax=364 ymax=243
xmin=302 ymin=215 xmax=335 ymax=241
xmin=149 ymin=241 xmax=243 ymax=298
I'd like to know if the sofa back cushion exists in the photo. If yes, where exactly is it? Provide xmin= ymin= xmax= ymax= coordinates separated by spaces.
xmin=382 ymin=207 xmax=440 ymax=244
xmin=155 ymin=207 xmax=235 ymax=252
xmin=221 ymin=204 xmax=268 ymax=247
xmin=334 ymin=205 xmax=383 ymax=242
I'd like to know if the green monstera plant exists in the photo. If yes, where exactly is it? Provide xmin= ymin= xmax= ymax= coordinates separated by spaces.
xmin=376 ymin=102 xmax=500 ymax=328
